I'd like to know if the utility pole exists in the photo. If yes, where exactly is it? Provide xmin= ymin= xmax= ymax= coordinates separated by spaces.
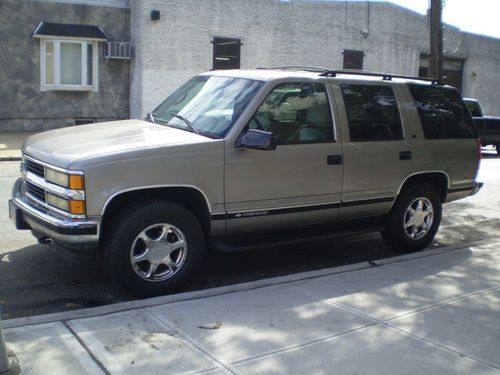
xmin=429 ymin=0 xmax=443 ymax=81
xmin=0 ymin=308 xmax=9 ymax=374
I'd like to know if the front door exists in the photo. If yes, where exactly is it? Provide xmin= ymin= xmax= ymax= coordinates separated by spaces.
xmin=224 ymin=81 xmax=344 ymax=234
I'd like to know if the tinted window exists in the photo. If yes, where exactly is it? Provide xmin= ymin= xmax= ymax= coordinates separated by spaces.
xmin=248 ymin=82 xmax=333 ymax=144
xmin=341 ymin=84 xmax=403 ymax=142
xmin=409 ymin=85 xmax=477 ymax=139
xmin=464 ymin=100 xmax=482 ymax=117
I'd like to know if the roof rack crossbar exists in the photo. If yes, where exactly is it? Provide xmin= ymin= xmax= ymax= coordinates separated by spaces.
xmin=257 ymin=65 xmax=331 ymax=73
xmin=319 ymin=70 xmax=441 ymax=85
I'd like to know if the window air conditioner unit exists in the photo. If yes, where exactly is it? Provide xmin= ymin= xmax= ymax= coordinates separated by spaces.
xmin=105 ymin=42 xmax=131 ymax=59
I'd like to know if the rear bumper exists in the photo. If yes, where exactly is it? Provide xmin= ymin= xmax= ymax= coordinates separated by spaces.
xmin=470 ymin=181 xmax=484 ymax=196
xmin=445 ymin=181 xmax=483 ymax=203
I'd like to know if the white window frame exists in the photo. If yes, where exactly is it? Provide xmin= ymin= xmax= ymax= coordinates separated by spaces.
xmin=40 ymin=37 xmax=99 ymax=92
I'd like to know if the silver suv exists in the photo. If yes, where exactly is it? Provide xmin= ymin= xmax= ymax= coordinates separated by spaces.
xmin=9 ymin=67 xmax=483 ymax=295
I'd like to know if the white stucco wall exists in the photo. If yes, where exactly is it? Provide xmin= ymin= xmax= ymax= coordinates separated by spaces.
xmin=130 ymin=0 xmax=500 ymax=117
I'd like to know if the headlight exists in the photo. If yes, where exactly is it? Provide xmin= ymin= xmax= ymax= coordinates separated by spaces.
xmin=45 ymin=168 xmax=85 ymax=190
xmin=46 ymin=193 xmax=69 ymax=211
xmin=46 ymin=193 xmax=86 ymax=215
xmin=45 ymin=168 xmax=68 ymax=187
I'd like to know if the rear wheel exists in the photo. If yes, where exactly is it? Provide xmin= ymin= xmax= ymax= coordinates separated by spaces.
xmin=104 ymin=200 xmax=205 ymax=296
xmin=381 ymin=183 xmax=442 ymax=252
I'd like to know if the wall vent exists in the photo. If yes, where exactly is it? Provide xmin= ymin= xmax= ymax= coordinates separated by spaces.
xmin=105 ymin=42 xmax=131 ymax=59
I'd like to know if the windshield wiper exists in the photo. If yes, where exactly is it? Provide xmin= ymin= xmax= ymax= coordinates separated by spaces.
xmin=167 ymin=112 xmax=200 ymax=135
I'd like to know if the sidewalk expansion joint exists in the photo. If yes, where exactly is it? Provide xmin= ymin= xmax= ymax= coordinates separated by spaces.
xmin=385 ymin=285 xmax=500 ymax=321
xmin=148 ymin=310 xmax=240 ymax=375
xmin=297 ymin=286 xmax=500 ymax=371
xmin=62 ymin=321 xmax=110 ymax=375
xmin=229 ymin=323 xmax=378 ymax=367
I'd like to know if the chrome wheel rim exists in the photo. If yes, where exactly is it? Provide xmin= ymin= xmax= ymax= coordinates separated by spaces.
xmin=130 ymin=223 xmax=187 ymax=282
xmin=404 ymin=197 xmax=434 ymax=240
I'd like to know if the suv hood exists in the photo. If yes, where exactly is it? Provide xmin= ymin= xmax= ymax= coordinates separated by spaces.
xmin=23 ymin=120 xmax=212 ymax=168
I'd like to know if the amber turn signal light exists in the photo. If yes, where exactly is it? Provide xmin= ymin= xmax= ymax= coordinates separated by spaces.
xmin=69 ymin=175 xmax=85 ymax=190
xmin=69 ymin=200 xmax=86 ymax=215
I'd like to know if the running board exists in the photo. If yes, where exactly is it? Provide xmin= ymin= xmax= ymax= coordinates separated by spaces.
xmin=209 ymin=220 xmax=383 ymax=253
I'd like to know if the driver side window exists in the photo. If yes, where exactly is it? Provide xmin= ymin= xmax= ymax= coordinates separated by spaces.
xmin=249 ymin=82 xmax=334 ymax=144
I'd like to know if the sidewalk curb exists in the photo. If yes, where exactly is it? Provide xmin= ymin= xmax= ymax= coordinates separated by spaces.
xmin=5 ymin=239 xmax=492 ymax=330
xmin=0 ymin=158 xmax=21 ymax=162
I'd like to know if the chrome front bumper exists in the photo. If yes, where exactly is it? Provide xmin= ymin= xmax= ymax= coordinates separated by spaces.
xmin=10 ymin=178 xmax=99 ymax=246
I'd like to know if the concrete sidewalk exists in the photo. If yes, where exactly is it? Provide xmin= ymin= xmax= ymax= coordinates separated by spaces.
xmin=2 ymin=241 xmax=500 ymax=375
xmin=0 ymin=133 xmax=35 ymax=161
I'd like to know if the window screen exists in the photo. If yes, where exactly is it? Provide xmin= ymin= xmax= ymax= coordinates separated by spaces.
xmin=213 ymin=37 xmax=241 ymax=70
xmin=408 ymin=85 xmax=477 ymax=139
xmin=343 ymin=49 xmax=364 ymax=70
xmin=341 ymin=84 xmax=403 ymax=142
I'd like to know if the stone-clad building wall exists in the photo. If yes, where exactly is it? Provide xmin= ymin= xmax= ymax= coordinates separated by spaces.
xmin=0 ymin=0 xmax=130 ymax=131
xmin=131 ymin=0 xmax=500 ymax=118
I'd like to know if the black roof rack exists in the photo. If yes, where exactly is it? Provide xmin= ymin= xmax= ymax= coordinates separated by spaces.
xmin=319 ymin=69 xmax=442 ymax=85
xmin=257 ymin=65 xmax=331 ymax=73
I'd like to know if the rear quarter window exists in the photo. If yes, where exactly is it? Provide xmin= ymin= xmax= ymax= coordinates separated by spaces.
xmin=408 ymin=84 xmax=477 ymax=139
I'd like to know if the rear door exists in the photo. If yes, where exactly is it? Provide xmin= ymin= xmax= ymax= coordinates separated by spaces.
xmin=332 ymin=81 xmax=413 ymax=219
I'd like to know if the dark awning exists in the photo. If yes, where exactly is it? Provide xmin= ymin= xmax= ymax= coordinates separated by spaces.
xmin=32 ymin=22 xmax=108 ymax=41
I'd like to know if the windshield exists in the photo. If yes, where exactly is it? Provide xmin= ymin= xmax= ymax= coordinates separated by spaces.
xmin=151 ymin=76 xmax=263 ymax=138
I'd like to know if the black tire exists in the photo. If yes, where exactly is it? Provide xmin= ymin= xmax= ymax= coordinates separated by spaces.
xmin=104 ymin=200 xmax=205 ymax=296
xmin=381 ymin=183 xmax=442 ymax=253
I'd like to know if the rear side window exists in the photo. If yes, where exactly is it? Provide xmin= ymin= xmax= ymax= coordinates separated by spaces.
xmin=464 ymin=100 xmax=482 ymax=117
xmin=408 ymin=85 xmax=477 ymax=139
xmin=341 ymin=84 xmax=403 ymax=142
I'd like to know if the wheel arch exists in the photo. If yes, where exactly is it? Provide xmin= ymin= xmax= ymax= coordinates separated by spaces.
xmin=100 ymin=186 xmax=212 ymax=240
xmin=396 ymin=171 xmax=450 ymax=204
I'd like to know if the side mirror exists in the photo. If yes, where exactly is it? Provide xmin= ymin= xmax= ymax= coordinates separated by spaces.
xmin=236 ymin=129 xmax=277 ymax=150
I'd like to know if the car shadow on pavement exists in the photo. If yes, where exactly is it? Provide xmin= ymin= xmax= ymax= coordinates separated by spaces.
xmin=1 ymin=214 xmax=497 ymax=320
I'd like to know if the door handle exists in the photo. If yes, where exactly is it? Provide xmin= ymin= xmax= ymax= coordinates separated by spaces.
xmin=399 ymin=151 xmax=412 ymax=160
xmin=327 ymin=155 xmax=343 ymax=165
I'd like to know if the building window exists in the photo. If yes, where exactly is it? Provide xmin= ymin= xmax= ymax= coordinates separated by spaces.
xmin=212 ymin=37 xmax=241 ymax=70
xmin=343 ymin=49 xmax=364 ymax=70
xmin=40 ymin=39 xmax=98 ymax=91
xmin=418 ymin=56 xmax=464 ymax=92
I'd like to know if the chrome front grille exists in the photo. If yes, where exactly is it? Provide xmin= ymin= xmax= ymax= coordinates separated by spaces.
xmin=21 ymin=154 xmax=87 ymax=220
xmin=25 ymin=181 xmax=46 ymax=203
xmin=25 ymin=158 xmax=45 ymax=178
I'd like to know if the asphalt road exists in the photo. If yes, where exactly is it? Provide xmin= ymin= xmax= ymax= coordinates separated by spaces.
xmin=1 ymin=150 xmax=499 ymax=319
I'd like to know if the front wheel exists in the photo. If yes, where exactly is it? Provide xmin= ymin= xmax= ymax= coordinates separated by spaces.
xmin=381 ymin=183 xmax=442 ymax=252
xmin=104 ymin=200 xmax=205 ymax=296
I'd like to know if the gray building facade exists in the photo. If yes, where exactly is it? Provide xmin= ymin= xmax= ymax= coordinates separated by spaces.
xmin=131 ymin=0 xmax=500 ymax=118
xmin=1 ymin=0 xmax=499 ymax=131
